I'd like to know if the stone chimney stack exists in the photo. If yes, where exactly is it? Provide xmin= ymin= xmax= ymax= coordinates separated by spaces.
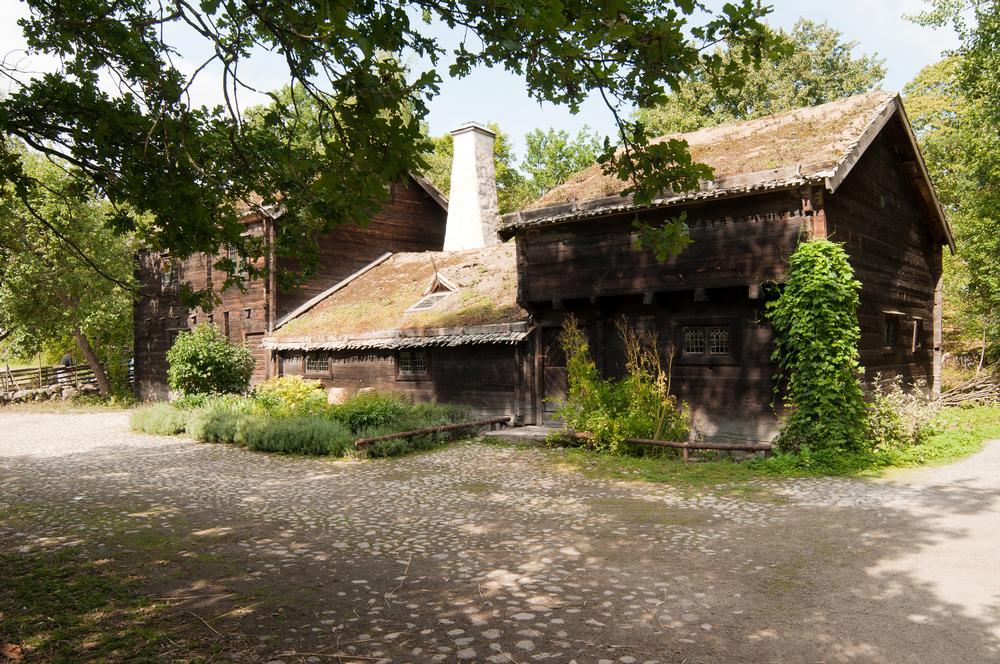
xmin=444 ymin=122 xmax=501 ymax=251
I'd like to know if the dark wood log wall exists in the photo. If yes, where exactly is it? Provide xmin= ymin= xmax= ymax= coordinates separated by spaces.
xmin=133 ymin=177 xmax=447 ymax=399
xmin=515 ymin=190 xmax=808 ymax=304
xmin=529 ymin=289 xmax=779 ymax=443
xmin=276 ymin=178 xmax=447 ymax=319
xmin=824 ymin=123 xmax=941 ymax=389
xmin=277 ymin=343 xmax=532 ymax=423
xmin=514 ymin=191 xmax=807 ymax=441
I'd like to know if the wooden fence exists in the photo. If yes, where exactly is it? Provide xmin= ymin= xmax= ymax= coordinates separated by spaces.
xmin=1 ymin=364 xmax=103 ymax=392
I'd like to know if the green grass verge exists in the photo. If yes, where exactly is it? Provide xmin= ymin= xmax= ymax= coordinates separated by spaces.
xmin=534 ymin=405 xmax=1000 ymax=490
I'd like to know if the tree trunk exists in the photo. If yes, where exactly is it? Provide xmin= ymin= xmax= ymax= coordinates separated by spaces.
xmin=70 ymin=325 xmax=111 ymax=397
xmin=977 ymin=315 xmax=989 ymax=378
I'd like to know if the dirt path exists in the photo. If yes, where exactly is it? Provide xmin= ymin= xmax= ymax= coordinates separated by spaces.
xmin=1 ymin=411 xmax=998 ymax=663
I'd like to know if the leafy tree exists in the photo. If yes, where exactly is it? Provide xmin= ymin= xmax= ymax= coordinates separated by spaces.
xmin=422 ymin=123 xmax=532 ymax=214
xmin=0 ymin=149 xmax=136 ymax=396
xmin=636 ymin=18 xmax=886 ymax=134
xmin=906 ymin=2 xmax=1000 ymax=363
xmin=521 ymin=127 xmax=603 ymax=200
xmin=766 ymin=240 xmax=868 ymax=457
xmin=0 ymin=0 xmax=779 ymax=283
xmin=166 ymin=324 xmax=254 ymax=395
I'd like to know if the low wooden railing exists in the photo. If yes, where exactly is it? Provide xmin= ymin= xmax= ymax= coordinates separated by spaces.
xmin=1 ymin=363 xmax=102 ymax=392
xmin=354 ymin=416 xmax=511 ymax=448
xmin=562 ymin=431 xmax=772 ymax=459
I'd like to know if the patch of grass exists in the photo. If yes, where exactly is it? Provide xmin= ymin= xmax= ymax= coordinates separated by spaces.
xmin=0 ymin=549 xmax=170 ymax=662
xmin=541 ymin=405 xmax=1000 ymax=489
xmin=875 ymin=404 xmax=1000 ymax=468
xmin=129 ymin=402 xmax=189 ymax=436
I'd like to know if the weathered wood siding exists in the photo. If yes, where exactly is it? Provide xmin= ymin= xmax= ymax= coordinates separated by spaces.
xmin=134 ymin=177 xmax=447 ymax=399
xmin=515 ymin=190 xmax=808 ymax=304
xmin=276 ymin=179 xmax=447 ymax=319
xmin=133 ymin=219 xmax=272 ymax=399
xmin=277 ymin=343 xmax=531 ymax=423
xmin=825 ymin=125 xmax=942 ymax=388
xmin=531 ymin=288 xmax=779 ymax=443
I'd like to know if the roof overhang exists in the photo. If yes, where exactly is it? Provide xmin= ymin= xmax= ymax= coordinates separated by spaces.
xmin=265 ymin=322 xmax=532 ymax=352
xmin=500 ymin=94 xmax=955 ymax=253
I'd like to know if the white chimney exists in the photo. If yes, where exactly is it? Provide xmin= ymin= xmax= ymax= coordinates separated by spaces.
xmin=444 ymin=122 xmax=501 ymax=251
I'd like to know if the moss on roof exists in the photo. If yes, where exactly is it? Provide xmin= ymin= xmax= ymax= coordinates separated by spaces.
xmin=272 ymin=243 xmax=526 ymax=340
xmin=530 ymin=91 xmax=896 ymax=209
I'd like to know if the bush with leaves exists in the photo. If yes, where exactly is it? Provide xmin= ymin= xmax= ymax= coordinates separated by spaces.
xmin=767 ymin=239 xmax=868 ymax=457
xmin=166 ymin=324 xmax=255 ymax=395
xmin=129 ymin=403 xmax=190 ymax=436
xmin=241 ymin=416 xmax=353 ymax=456
xmin=252 ymin=375 xmax=327 ymax=416
xmin=554 ymin=316 xmax=689 ymax=455
xmin=867 ymin=376 xmax=941 ymax=452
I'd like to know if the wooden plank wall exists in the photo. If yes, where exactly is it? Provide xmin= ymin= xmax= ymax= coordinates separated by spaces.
xmin=516 ymin=190 xmax=807 ymax=304
xmin=276 ymin=178 xmax=447 ymax=319
xmin=825 ymin=125 xmax=941 ymax=389
xmin=134 ymin=177 xmax=447 ymax=399
xmin=277 ymin=343 xmax=531 ymax=423
xmin=531 ymin=288 xmax=779 ymax=442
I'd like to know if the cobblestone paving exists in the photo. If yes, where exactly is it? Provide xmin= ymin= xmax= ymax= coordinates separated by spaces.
xmin=2 ymin=411 xmax=999 ymax=664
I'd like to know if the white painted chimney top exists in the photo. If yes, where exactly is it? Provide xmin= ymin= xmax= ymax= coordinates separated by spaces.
xmin=444 ymin=121 xmax=501 ymax=251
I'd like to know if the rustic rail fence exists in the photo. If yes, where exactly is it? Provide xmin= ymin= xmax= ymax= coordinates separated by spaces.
xmin=561 ymin=431 xmax=773 ymax=459
xmin=1 ymin=363 xmax=103 ymax=393
xmin=354 ymin=416 xmax=511 ymax=448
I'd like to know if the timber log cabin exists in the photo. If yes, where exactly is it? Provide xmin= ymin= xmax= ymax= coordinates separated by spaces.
xmin=133 ymin=173 xmax=449 ymax=400
xmin=142 ymin=91 xmax=953 ymax=443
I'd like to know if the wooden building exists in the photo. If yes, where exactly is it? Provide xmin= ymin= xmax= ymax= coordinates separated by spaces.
xmin=176 ymin=93 xmax=949 ymax=443
xmin=133 ymin=174 xmax=448 ymax=399
xmin=264 ymin=243 xmax=532 ymax=421
xmin=499 ymin=91 xmax=953 ymax=441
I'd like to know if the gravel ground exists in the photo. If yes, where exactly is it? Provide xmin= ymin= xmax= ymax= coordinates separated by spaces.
xmin=1 ymin=411 xmax=999 ymax=663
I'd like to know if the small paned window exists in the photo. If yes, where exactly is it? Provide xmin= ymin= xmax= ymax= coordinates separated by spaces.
xmin=683 ymin=327 xmax=706 ymax=354
xmin=708 ymin=327 xmax=730 ymax=355
xmin=306 ymin=355 xmax=330 ymax=373
xmin=398 ymin=349 xmax=429 ymax=377
xmin=407 ymin=292 xmax=451 ymax=312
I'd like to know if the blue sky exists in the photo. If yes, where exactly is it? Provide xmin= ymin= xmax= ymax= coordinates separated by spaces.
xmin=0 ymin=0 xmax=958 ymax=158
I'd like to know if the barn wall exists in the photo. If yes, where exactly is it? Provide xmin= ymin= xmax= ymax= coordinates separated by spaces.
xmin=825 ymin=125 xmax=942 ymax=389
xmin=134 ymin=177 xmax=447 ymax=399
xmin=276 ymin=178 xmax=447 ymax=319
xmin=531 ymin=288 xmax=779 ymax=443
xmin=133 ymin=219 xmax=271 ymax=399
xmin=515 ymin=189 xmax=808 ymax=304
xmin=277 ymin=343 xmax=531 ymax=423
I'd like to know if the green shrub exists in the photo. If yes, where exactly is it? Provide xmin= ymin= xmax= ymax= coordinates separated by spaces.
xmin=166 ymin=324 xmax=254 ymax=395
xmin=241 ymin=416 xmax=352 ymax=456
xmin=554 ymin=316 xmax=689 ymax=455
xmin=130 ymin=403 xmax=189 ymax=436
xmin=185 ymin=406 xmax=243 ymax=443
xmin=252 ymin=375 xmax=328 ymax=417
xmin=329 ymin=392 xmax=410 ymax=433
xmin=766 ymin=239 xmax=868 ymax=458
xmin=867 ymin=376 xmax=940 ymax=453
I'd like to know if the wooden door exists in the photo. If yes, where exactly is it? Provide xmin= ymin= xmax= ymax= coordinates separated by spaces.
xmin=541 ymin=327 xmax=567 ymax=425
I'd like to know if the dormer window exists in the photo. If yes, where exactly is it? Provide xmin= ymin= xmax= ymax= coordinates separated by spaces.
xmin=407 ymin=292 xmax=451 ymax=312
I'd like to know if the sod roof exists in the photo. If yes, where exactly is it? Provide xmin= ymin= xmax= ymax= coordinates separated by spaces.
xmin=266 ymin=243 xmax=527 ymax=348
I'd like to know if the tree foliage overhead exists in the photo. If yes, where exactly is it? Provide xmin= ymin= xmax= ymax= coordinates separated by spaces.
xmin=907 ymin=2 xmax=1000 ymax=360
xmin=635 ymin=18 xmax=886 ymax=134
xmin=0 ymin=149 xmax=136 ymax=396
xmin=0 ymin=0 xmax=778 ymax=288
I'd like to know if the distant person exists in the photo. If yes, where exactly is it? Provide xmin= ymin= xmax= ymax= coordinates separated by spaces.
xmin=60 ymin=353 xmax=72 ymax=368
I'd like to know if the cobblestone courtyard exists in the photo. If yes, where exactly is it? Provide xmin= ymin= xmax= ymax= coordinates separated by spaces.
xmin=2 ymin=411 xmax=999 ymax=663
